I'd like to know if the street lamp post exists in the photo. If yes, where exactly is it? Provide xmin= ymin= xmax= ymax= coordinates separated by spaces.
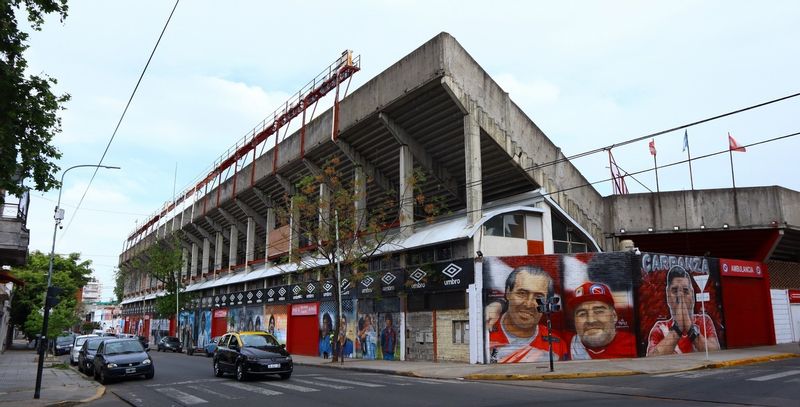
xmin=34 ymin=164 xmax=120 ymax=399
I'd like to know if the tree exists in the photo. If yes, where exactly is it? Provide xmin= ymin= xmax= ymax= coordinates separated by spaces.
xmin=274 ymin=157 xmax=445 ymax=361
xmin=0 ymin=0 xmax=70 ymax=202
xmin=128 ymin=233 xmax=193 ymax=318
xmin=10 ymin=250 xmax=92 ymax=340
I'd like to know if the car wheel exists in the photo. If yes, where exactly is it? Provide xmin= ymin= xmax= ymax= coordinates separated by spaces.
xmin=235 ymin=363 xmax=247 ymax=381
xmin=279 ymin=372 xmax=292 ymax=380
xmin=213 ymin=360 xmax=224 ymax=377
xmin=99 ymin=369 xmax=109 ymax=385
xmin=93 ymin=367 xmax=100 ymax=381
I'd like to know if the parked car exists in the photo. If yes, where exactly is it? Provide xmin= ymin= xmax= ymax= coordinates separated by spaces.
xmin=54 ymin=334 xmax=75 ymax=356
xmin=204 ymin=336 xmax=221 ymax=357
xmin=213 ymin=331 xmax=292 ymax=381
xmin=70 ymin=334 xmax=98 ymax=365
xmin=78 ymin=337 xmax=106 ymax=375
xmin=157 ymin=336 xmax=183 ymax=353
xmin=92 ymin=338 xmax=154 ymax=384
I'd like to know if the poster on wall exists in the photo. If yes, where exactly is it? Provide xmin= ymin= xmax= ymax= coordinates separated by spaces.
xmin=355 ymin=312 xmax=378 ymax=359
xmin=150 ymin=318 xmax=170 ymax=343
xmin=318 ymin=300 xmax=356 ymax=358
xmin=195 ymin=310 xmax=212 ymax=350
xmin=179 ymin=311 xmax=195 ymax=350
xmin=376 ymin=312 xmax=400 ymax=360
xmin=638 ymin=253 xmax=724 ymax=356
xmin=263 ymin=305 xmax=288 ymax=344
xmin=482 ymin=253 xmax=637 ymax=363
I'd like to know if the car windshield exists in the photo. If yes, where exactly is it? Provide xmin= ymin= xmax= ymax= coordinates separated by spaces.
xmin=56 ymin=336 xmax=72 ymax=345
xmin=240 ymin=334 xmax=279 ymax=348
xmin=165 ymin=336 xmax=179 ymax=342
xmin=86 ymin=339 xmax=104 ymax=350
xmin=105 ymin=341 xmax=144 ymax=355
xmin=75 ymin=337 xmax=93 ymax=346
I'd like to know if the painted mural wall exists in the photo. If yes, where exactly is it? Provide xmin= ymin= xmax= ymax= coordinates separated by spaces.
xmin=483 ymin=253 xmax=636 ymax=363
xmin=264 ymin=304 xmax=288 ymax=344
xmin=638 ymin=253 xmax=724 ymax=356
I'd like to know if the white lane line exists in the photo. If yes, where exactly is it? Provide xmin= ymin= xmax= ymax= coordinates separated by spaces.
xmin=220 ymin=381 xmax=283 ymax=396
xmin=316 ymin=376 xmax=385 ymax=387
xmin=146 ymin=378 xmax=226 ymax=388
xmin=652 ymin=372 xmax=682 ymax=378
xmin=259 ymin=381 xmax=319 ymax=392
xmin=154 ymin=387 xmax=208 ymax=405
xmin=747 ymin=370 xmax=800 ymax=382
xmin=187 ymin=385 xmax=242 ymax=400
xmin=292 ymin=378 xmax=353 ymax=390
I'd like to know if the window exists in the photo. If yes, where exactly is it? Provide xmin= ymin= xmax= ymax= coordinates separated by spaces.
xmin=453 ymin=320 xmax=469 ymax=344
xmin=552 ymin=215 xmax=592 ymax=254
xmin=484 ymin=214 xmax=525 ymax=238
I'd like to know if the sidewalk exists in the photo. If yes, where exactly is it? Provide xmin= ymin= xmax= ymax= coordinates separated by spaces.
xmin=292 ymin=342 xmax=800 ymax=380
xmin=0 ymin=339 xmax=103 ymax=407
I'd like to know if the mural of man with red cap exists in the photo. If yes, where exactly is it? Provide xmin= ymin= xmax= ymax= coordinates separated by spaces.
xmin=568 ymin=282 xmax=636 ymax=360
xmin=646 ymin=265 xmax=720 ymax=356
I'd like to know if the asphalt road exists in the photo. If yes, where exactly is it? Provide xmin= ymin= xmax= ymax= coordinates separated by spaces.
xmin=79 ymin=350 xmax=800 ymax=407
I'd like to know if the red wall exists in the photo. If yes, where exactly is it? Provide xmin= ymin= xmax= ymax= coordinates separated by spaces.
xmin=212 ymin=309 xmax=228 ymax=338
xmin=287 ymin=303 xmax=319 ymax=356
xmin=721 ymin=261 xmax=775 ymax=347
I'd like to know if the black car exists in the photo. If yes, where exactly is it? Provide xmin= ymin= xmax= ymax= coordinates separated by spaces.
xmin=157 ymin=336 xmax=183 ymax=353
xmin=78 ymin=337 xmax=105 ymax=375
xmin=54 ymin=334 xmax=74 ymax=356
xmin=213 ymin=331 xmax=292 ymax=381
xmin=92 ymin=338 xmax=154 ymax=384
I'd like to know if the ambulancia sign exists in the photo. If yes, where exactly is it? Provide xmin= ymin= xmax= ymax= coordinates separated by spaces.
xmin=720 ymin=259 xmax=765 ymax=279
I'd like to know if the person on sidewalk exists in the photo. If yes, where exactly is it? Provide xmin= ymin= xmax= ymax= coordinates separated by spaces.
xmin=488 ymin=266 xmax=567 ymax=363
xmin=380 ymin=314 xmax=397 ymax=360
xmin=568 ymin=281 xmax=636 ymax=360
xmin=646 ymin=265 xmax=720 ymax=356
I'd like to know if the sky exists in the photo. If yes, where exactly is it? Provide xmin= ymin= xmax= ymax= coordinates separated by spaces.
xmin=18 ymin=1 xmax=800 ymax=301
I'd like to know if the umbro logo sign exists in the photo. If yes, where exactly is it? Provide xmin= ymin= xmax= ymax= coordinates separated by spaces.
xmin=441 ymin=263 xmax=462 ymax=278
xmin=410 ymin=268 xmax=427 ymax=283
xmin=381 ymin=273 xmax=396 ymax=285
xmin=361 ymin=276 xmax=374 ymax=287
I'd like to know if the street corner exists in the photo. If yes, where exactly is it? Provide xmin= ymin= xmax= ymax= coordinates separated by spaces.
xmin=703 ymin=353 xmax=800 ymax=369
xmin=463 ymin=370 xmax=640 ymax=381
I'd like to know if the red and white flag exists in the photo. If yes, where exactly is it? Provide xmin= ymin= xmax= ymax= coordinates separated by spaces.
xmin=728 ymin=132 xmax=746 ymax=152
xmin=648 ymin=139 xmax=657 ymax=156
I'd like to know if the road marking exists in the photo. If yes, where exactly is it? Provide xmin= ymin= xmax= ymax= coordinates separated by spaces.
xmin=220 ymin=381 xmax=283 ymax=396
xmin=292 ymin=378 xmax=352 ymax=389
xmin=747 ymin=370 xmax=800 ymax=382
xmin=146 ymin=378 xmax=226 ymax=387
xmin=187 ymin=385 xmax=241 ymax=400
xmin=652 ymin=372 xmax=681 ymax=378
xmin=155 ymin=387 xmax=208 ymax=405
xmin=316 ymin=376 xmax=385 ymax=387
xmin=259 ymin=381 xmax=319 ymax=392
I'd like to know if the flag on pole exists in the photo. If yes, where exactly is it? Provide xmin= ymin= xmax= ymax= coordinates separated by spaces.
xmin=682 ymin=130 xmax=689 ymax=152
xmin=728 ymin=132 xmax=746 ymax=152
xmin=608 ymin=150 xmax=629 ymax=195
xmin=649 ymin=139 xmax=657 ymax=156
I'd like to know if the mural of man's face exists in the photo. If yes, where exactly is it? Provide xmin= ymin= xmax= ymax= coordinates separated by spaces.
xmin=667 ymin=276 xmax=694 ymax=315
xmin=574 ymin=300 xmax=617 ymax=348
xmin=505 ymin=272 xmax=548 ymax=333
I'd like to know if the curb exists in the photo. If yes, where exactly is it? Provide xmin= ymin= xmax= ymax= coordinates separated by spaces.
xmin=702 ymin=353 xmax=798 ymax=369
xmin=294 ymin=361 xmax=431 ymax=379
xmin=464 ymin=370 xmax=639 ymax=381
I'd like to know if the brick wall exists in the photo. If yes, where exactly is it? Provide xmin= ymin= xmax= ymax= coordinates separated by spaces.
xmin=435 ymin=309 xmax=470 ymax=363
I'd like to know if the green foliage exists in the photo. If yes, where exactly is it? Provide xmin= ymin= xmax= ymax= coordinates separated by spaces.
xmin=10 ymin=250 xmax=92 ymax=339
xmin=129 ymin=233 xmax=187 ymax=317
xmin=113 ymin=267 xmax=125 ymax=303
xmin=0 ymin=0 xmax=70 ymax=201
xmin=80 ymin=321 xmax=100 ymax=334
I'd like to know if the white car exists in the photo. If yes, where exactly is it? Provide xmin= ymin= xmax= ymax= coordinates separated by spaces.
xmin=70 ymin=334 xmax=99 ymax=365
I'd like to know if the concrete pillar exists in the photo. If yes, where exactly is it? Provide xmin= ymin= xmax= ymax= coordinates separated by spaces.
xmin=181 ymin=247 xmax=188 ymax=279
xmin=354 ymin=166 xmax=367 ymax=232
xmin=228 ymin=225 xmax=238 ymax=269
xmin=399 ymin=144 xmax=414 ymax=237
xmin=214 ymin=232 xmax=223 ymax=272
xmin=265 ymin=207 xmax=275 ymax=264
xmin=464 ymin=104 xmax=482 ymax=227
xmin=245 ymin=217 xmax=255 ymax=271
xmin=319 ymin=183 xmax=331 ymax=243
xmin=201 ymin=238 xmax=210 ymax=276
xmin=289 ymin=199 xmax=300 ymax=259
xmin=190 ymin=243 xmax=199 ymax=279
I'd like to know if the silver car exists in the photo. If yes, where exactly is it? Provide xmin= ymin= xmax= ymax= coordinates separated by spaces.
xmin=70 ymin=334 xmax=99 ymax=365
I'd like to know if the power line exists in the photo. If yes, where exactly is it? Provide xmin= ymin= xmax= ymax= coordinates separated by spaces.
xmin=60 ymin=0 xmax=181 ymax=240
xmin=30 ymin=194 xmax=149 ymax=216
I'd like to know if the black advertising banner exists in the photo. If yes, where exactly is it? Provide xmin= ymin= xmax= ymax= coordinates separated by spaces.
xmin=275 ymin=285 xmax=290 ymax=304
xmin=380 ymin=269 xmax=403 ymax=296
xmin=339 ymin=276 xmax=354 ymax=299
xmin=406 ymin=259 xmax=474 ymax=292
xmin=302 ymin=281 xmax=319 ymax=301
xmin=320 ymin=279 xmax=336 ymax=300
xmin=232 ymin=291 xmax=245 ymax=306
xmin=265 ymin=286 xmax=279 ymax=304
xmin=356 ymin=273 xmax=379 ymax=298
xmin=245 ymin=290 xmax=257 ymax=305
xmin=253 ymin=288 xmax=265 ymax=304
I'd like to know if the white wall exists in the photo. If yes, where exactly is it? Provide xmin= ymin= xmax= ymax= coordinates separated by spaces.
xmin=770 ymin=289 xmax=795 ymax=343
